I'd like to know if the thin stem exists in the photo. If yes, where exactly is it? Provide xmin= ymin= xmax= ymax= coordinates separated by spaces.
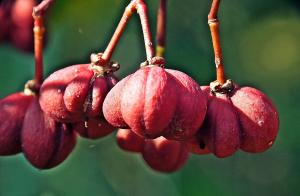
xmin=156 ymin=0 xmax=167 ymax=57
xmin=208 ymin=0 xmax=226 ymax=84
xmin=101 ymin=0 xmax=154 ymax=64
xmin=101 ymin=0 xmax=136 ymax=64
xmin=33 ymin=15 xmax=44 ymax=85
xmin=32 ymin=0 xmax=53 ymax=85
xmin=136 ymin=0 xmax=155 ymax=62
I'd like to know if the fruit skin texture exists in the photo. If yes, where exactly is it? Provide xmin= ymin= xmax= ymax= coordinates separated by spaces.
xmin=184 ymin=136 xmax=210 ymax=155
xmin=103 ymin=65 xmax=207 ymax=140
xmin=74 ymin=118 xmax=115 ymax=139
xmin=163 ymin=69 xmax=207 ymax=140
xmin=197 ymin=85 xmax=279 ymax=157
xmin=116 ymin=129 xmax=145 ymax=153
xmin=0 ymin=92 xmax=33 ymax=155
xmin=231 ymin=87 xmax=279 ymax=153
xmin=22 ymin=97 xmax=76 ymax=169
xmin=142 ymin=137 xmax=189 ymax=173
xmin=40 ymin=64 xmax=118 ymax=139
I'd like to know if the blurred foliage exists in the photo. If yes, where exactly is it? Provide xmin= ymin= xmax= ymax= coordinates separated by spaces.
xmin=0 ymin=0 xmax=300 ymax=195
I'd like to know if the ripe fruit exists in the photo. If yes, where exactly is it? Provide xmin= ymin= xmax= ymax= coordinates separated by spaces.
xmin=116 ymin=129 xmax=145 ymax=153
xmin=103 ymin=57 xmax=207 ymax=140
xmin=21 ymin=97 xmax=76 ymax=169
xmin=10 ymin=0 xmax=35 ymax=52
xmin=142 ymin=136 xmax=189 ymax=173
xmin=0 ymin=6 xmax=10 ymax=41
xmin=184 ymin=135 xmax=210 ymax=155
xmin=0 ymin=92 xmax=34 ymax=155
xmin=231 ymin=86 xmax=279 ymax=153
xmin=74 ymin=118 xmax=115 ymax=139
xmin=39 ymin=62 xmax=118 ymax=139
xmin=197 ymin=81 xmax=279 ymax=158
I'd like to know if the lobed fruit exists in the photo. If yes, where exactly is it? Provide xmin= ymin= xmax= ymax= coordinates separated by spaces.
xmin=116 ymin=129 xmax=145 ymax=153
xmin=103 ymin=61 xmax=207 ymax=140
xmin=22 ymin=97 xmax=76 ymax=169
xmin=0 ymin=92 xmax=33 ymax=155
xmin=40 ymin=64 xmax=118 ymax=139
xmin=195 ymin=84 xmax=279 ymax=158
xmin=142 ymin=136 xmax=189 ymax=173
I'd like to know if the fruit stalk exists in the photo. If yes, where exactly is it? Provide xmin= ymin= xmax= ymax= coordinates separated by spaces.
xmin=102 ymin=0 xmax=154 ymax=64
xmin=32 ymin=0 xmax=53 ymax=86
xmin=208 ymin=0 xmax=226 ymax=84
xmin=33 ymin=15 xmax=44 ymax=86
xmin=156 ymin=0 xmax=167 ymax=57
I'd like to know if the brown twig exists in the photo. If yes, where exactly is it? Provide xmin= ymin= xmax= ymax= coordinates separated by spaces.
xmin=208 ymin=0 xmax=226 ymax=84
xmin=156 ymin=0 xmax=167 ymax=57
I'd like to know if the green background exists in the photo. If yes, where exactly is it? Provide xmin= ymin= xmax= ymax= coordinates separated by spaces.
xmin=0 ymin=0 xmax=299 ymax=195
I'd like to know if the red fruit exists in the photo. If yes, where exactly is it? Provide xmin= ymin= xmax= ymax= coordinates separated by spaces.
xmin=163 ymin=69 xmax=207 ymax=140
xmin=74 ymin=118 xmax=115 ymax=139
xmin=200 ymin=88 xmax=240 ymax=158
xmin=0 ymin=92 xmax=33 ymax=155
xmin=142 ymin=137 xmax=189 ymax=173
xmin=10 ymin=0 xmax=35 ymax=52
xmin=0 ymin=7 xmax=10 ymax=41
xmin=40 ymin=64 xmax=117 ymax=121
xmin=22 ymin=97 xmax=76 ymax=169
xmin=103 ymin=59 xmax=207 ymax=140
xmin=121 ymin=66 xmax=178 ymax=138
xmin=185 ymin=137 xmax=210 ymax=155
xmin=10 ymin=26 xmax=33 ymax=52
xmin=197 ymin=83 xmax=279 ymax=157
xmin=103 ymin=75 xmax=131 ymax=129
xmin=40 ymin=63 xmax=118 ymax=139
xmin=116 ymin=129 xmax=145 ymax=153
xmin=231 ymin=87 xmax=279 ymax=153
xmin=11 ymin=0 xmax=35 ymax=28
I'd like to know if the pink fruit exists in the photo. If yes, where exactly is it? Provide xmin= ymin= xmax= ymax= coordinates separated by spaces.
xmin=116 ymin=129 xmax=145 ymax=153
xmin=40 ymin=63 xmax=118 ymax=139
xmin=142 ymin=137 xmax=188 ymax=173
xmin=10 ymin=0 xmax=35 ymax=52
xmin=74 ymin=118 xmax=115 ymax=139
xmin=0 ymin=92 xmax=33 ymax=155
xmin=185 ymin=136 xmax=210 ymax=155
xmin=231 ymin=86 xmax=279 ymax=153
xmin=0 ymin=6 xmax=10 ymax=41
xmin=22 ymin=97 xmax=76 ymax=169
xmin=103 ymin=59 xmax=207 ymax=140
xmin=197 ymin=83 xmax=279 ymax=157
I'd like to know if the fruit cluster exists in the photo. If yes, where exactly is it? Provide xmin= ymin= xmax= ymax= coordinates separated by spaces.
xmin=0 ymin=0 xmax=279 ymax=173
